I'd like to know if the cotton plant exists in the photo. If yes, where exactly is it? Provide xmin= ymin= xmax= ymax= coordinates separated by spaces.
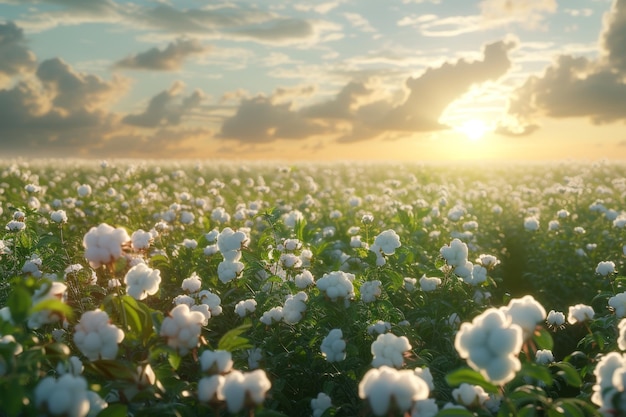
xmin=454 ymin=308 xmax=523 ymax=385
xmin=73 ymin=309 xmax=124 ymax=361
xmin=200 ymin=350 xmax=233 ymax=375
xmin=216 ymin=227 xmax=248 ymax=283
xmin=568 ymin=304 xmax=595 ymax=324
xmin=28 ymin=281 xmax=68 ymax=329
xmin=160 ymin=304 xmax=206 ymax=355
xmin=371 ymin=333 xmax=412 ymax=368
xmin=452 ymin=383 xmax=489 ymax=409
xmin=34 ymin=373 xmax=91 ymax=417
xmin=82 ymin=223 xmax=131 ymax=269
xmin=234 ymin=299 xmax=257 ymax=318
xmin=316 ymin=271 xmax=355 ymax=303
xmin=500 ymin=295 xmax=547 ymax=339
xmin=321 ymin=328 xmax=346 ymax=362
xmin=358 ymin=366 xmax=430 ymax=416
xmin=596 ymin=261 xmax=617 ymax=276
xmin=123 ymin=263 xmax=161 ymax=301
xmin=360 ymin=280 xmax=382 ymax=303
xmin=369 ymin=229 xmax=401 ymax=266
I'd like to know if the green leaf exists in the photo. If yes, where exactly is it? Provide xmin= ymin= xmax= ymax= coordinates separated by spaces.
xmin=551 ymin=362 xmax=582 ymax=387
xmin=7 ymin=287 xmax=31 ymax=323
xmin=520 ymin=362 xmax=553 ymax=386
xmin=445 ymin=367 xmax=499 ymax=393
xmin=217 ymin=323 xmax=252 ymax=352
xmin=96 ymin=403 xmax=128 ymax=417
xmin=31 ymin=298 xmax=74 ymax=321
xmin=168 ymin=351 xmax=181 ymax=370
xmin=434 ymin=409 xmax=475 ymax=417
xmin=533 ymin=327 xmax=554 ymax=350
xmin=86 ymin=359 xmax=137 ymax=382
xmin=0 ymin=381 xmax=26 ymax=417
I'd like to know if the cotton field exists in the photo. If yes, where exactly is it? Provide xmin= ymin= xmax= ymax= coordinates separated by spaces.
xmin=2 ymin=159 xmax=626 ymax=416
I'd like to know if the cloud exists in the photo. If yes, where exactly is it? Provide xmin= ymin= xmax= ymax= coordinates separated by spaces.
xmin=219 ymin=39 xmax=516 ymax=144
xmin=218 ymin=96 xmax=328 ymax=142
xmin=122 ymin=81 xmax=205 ymax=127
xmin=501 ymin=0 xmax=626 ymax=134
xmin=114 ymin=38 xmax=209 ymax=71
xmin=0 ymin=21 xmax=37 ymax=85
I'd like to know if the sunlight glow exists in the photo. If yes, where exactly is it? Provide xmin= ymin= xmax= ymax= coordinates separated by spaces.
xmin=457 ymin=119 xmax=491 ymax=141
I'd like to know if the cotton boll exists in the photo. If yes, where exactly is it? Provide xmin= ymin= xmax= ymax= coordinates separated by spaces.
xmin=198 ymin=375 xmax=224 ymax=403
xmin=124 ymin=263 xmax=161 ymax=300
xmin=282 ymin=292 xmax=307 ymax=324
xmin=358 ymin=366 xmax=429 ymax=416
xmin=321 ymin=329 xmax=346 ymax=362
xmin=597 ymin=261 xmax=617 ymax=276
xmin=219 ymin=370 xmax=271 ymax=413
xmin=260 ymin=307 xmax=284 ymax=325
xmin=316 ymin=271 xmax=355 ymax=302
xmin=181 ymin=272 xmax=202 ymax=293
xmin=234 ymin=299 xmax=257 ymax=318
xmin=535 ymin=349 xmax=554 ymax=365
xmin=372 ymin=229 xmax=401 ymax=255
xmin=311 ymin=392 xmax=332 ymax=417
xmin=440 ymin=239 xmax=468 ymax=267
xmin=452 ymin=383 xmax=489 ymax=408
xmin=419 ymin=275 xmax=441 ymax=291
xmin=217 ymin=260 xmax=244 ymax=283
xmin=501 ymin=295 xmax=546 ymax=338
xmin=160 ymin=304 xmax=206 ymax=355
xmin=361 ymin=280 xmax=382 ymax=303
xmin=83 ymin=223 xmax=130 ymax=269
xmin=294 ymin=270 xmax=315 ymax=288
xmin=371 ymin=333 xmax=411 ymax=368
xmin=200 ymin=350 xmax=233 ymax=374
xmin=35 ymin=374 xmax=90 ymax=417
xmin=568 ymin=304 xmax=595 ymax=324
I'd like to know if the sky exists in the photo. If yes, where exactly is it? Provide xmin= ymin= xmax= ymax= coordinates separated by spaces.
xmin=0 ymin=0 xmax=625 ymax=162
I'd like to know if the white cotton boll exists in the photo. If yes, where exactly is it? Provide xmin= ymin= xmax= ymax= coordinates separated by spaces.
xmin=280 ymin=253 xmax=302 ymax=269
xmin=74 ymin=309 xmax=125 ymax=360
xmin=361 ymin=280 xmax=382 ymax=303
xmin=367 ymin=320 xmax=391 ymax=335
xmin=283 ymin=210 xmax=304 ymax=229
xmin=217 ymin=227 xmax=247 ymax=253
xmin=316 ymin=271 xmax=355 ymax=301
xmin=200 ymin=350 xmax=233 ymax=374
xmin=618 ymin=320 xmax=626 ymax=351
xmin=546 ymin=310 xmax=565 ymax=327
xmin=452 ymin=383 xmax=489 ymax=408
xmin=592 ymin=352 xmax=626 ymax=407
xmin=501 ymin=295 xmax=546 ymax=338
xmin=204 ymin=245 xmax=218 ymax=256
xmin=174 ymin=294 xmax=195 ymax=307
xmin=219 ymin=370 xmax=271 ymax=413
xmin=568 ymin=304 xmax=595 ymax=324
xmin=83 ymin=223 xmax=130 ymax=269
xmin=160 ymin=304 xmax=205 ymax=355
xmin=294 ymin=270 xmax=315 ymax=288
xmin=454 ymin=260 xmax=473 ymax=280
xmin=217 ymin=260 xmax=244 ymax=283
xmin=358 ymin=366 xmax=429 ymax=416
xmin=596 ymin=261 xmax=617 ymax=276
xmin=535 ymin=349 xmax=554 ymax=365
xmin=35 ymin=374 xmax=90 ymax=417
xmin=183 ymin=238 xmax=198 ymax=249
xmin=124 ymin=263 xmax=161 ymax=300
xmin=181 ymin=272 xmax=202 ymax=293
xmin=419 ymin=275 xmax=441 ymax=292
xmin=311 ymin=392 xmax=332 ymax=417
xmin=260 ymin=307 xmax=284 ymax=325
xmin=190 ymin=304 xmax=211 ymax=326
xmin=404 ymin=277 xmax=417 ymax=292
xmin=211 ymin=207 xmax=230 ymax=224
xmin=414 ymin=367 xmax=435 ymax=391
xmin=5 ymin=220 xmax=26 ymax=232
xmin=371 ymin=333 xmax=411 ymax=368
xmin=411 ymin=398 xmax=439 ymax=417
xmin=50 ymin=210 xmax=68 ymax=224
xmin=131 ymin=229 xmax=152 ymax=251
xmin=198 ymin=375 xmax=224 ymax=403
xmin=321 ymin=329 xmax=346 ymax=362
xmin=77 ymin=184 xmax=92 ymax=197
xmin=282 ymin=292 xmax=308 ymax=324
xmin=234 ymin=299 xmax=257 ymax=318
xmin=440 ymin=239 xmax=468 ymax=267
xmin=372 ymin=229 xmax=401 ymax=255
xmin=523 ymin=216 xmax=540 ymax=231
xmin=87 ymin=390 xmax=108 ymax=416
xmin=610 ymin=293 xmax=626 ymax=318
xmin=198 ymin=290 xmax=222 ymax=316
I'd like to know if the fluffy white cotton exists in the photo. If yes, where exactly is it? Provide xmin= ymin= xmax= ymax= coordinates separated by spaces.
xmin=282 ymin=291 xmax=308 ymax=324
xmin=200 ymin=350 xmax=233 ymax=374
xmin=316 ymin=271 xmax=355 ymax=301
xmin=260 ymin=307 xmax=284 ymax=325
xmin=294 ymin=270 xmax=315 ymax=288
xmin=411 ymin=398 xmax=439 ymax=417
xmin=419 ymin=275 xmax=441 ymax=292
xmin=440 ymin=239 xmax=468 ymax=267
xmin=83 ymin=223 xmax=130 ymax=268
xmin=596 ymin=261 xmax=617 ymax=276
xmin=160 ymin=304 xmax=206 ymax=355
xmin=73 ymin=309 xmax=124 ymax=361
xmin=371 ymin=333 xmax=412 ymax=368
xmin=372 ymin=229 xmax=401 ymax=255
xmin=500 ymin=295 xmax=547 ymax=338
xmin=50 ymin=210 xmax=68 ymax=224
xmin=219 ymin=369 xmax=272 ymax=413
xmin=217 ymin=260 xmax=244 ymax=283
xmin=321 ymin=329 xmax=346 ymax=362
xmin=358 ymin=366 xmax=429 ymax=416
xmin=131 ymin=229 xmax=153 ymax=251
xmin=234 ymin=299 xmax=257 ymax=318
xmin=217 ymin=227 xmax=247 ymax=261
xmin=35 ymin=374 xmax=90 ymax=417
xmin=610 ymin=292 xmax=626 ymax=318
xmin=367 ymin=320 xmax=391 ymax=335
xmin=452 ymin=383 xmax=489 ymax=408
xmin=619 ymin=319 xmax=626 ymax=351
xmin=181 ymin=272 xmax=202 ymax=293
xmin=535 ymin=349 xmax=554 ymax=365
xmin=523 ymin=217 xmax=540 ymax=231
xmin=311 ymin=392 xmax=332 ymax=417
xmin=454 ymin=308 xmax=523 ymax=384
xmin=568 ymin=304 xmax=595 ymax=324
xmin=591 ymin=352 xmax=626 ymax=413
xmin=546 ymin=310 xmax=566 ymax=327
xmin=197 ymin=290 xmax=223 ymax=316
xmin=124 ymin=263 xmax=161 ymax=300
xmin=198 ymin=375 xmax=224 ymax=403
xmin=361 ymin=280 xmax=382 ymax=303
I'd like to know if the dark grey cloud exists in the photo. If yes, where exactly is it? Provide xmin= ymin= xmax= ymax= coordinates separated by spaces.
xmin=115 ymin=38 xmax=208 ymax=71
xmin=0 ymin=21 xmax=37 ymax=84
xmin=501 ymin=0 xmax=626 ymax=134
xmin=122 ymin=81 xmax=205 ymax=127
xmin=219 ymin=96 xmax=328 ymax=142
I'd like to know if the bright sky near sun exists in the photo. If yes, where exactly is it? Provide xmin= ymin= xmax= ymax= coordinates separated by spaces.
xmin=0 ymin=0 xmax=625 ymax=161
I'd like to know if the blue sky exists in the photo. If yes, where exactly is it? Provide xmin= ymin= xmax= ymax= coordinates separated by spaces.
xmin=0 ymin=0 xmax=624 ymax=161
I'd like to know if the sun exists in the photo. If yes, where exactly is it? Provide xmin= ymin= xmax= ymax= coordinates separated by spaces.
xmin=457 ymin=119 xmax=490 ymax=141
